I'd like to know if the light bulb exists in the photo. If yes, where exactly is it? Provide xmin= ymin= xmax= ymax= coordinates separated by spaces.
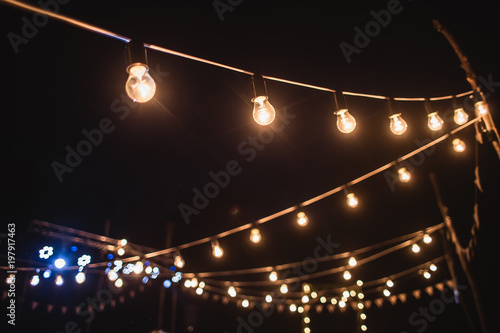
xmin=361 ymin=325 xmax=367 ymax=331
xmin=289 ymin=304 xmax=297 ymax=312
xmin=107 ymin=270 xmax=118 ymax=282
xmin=174 ymin=253 xmax=185 ymax=268
xmin=114 ymin=278 xmax=124 ymax=288
xmin=120 ymin=239 xmax=128 ymax=246
xmin=360 ymin=313 xmax=367 ymax=320
xmin=269 ymin=271 xmax=278 ymax=282
xmin=320 ymin=296 xmax=327 ymax=303
xmin=303 ymin=284 xmax=311 ymax=293
xmin=75 ymin=272 xmax=86 ymax=284
xmin=252 ymin=96 xmax=276 ymax=125
xmin=348 ymin=256 xmax=357 ymax=267
xmin=339 ymin=300 xmax=346 ymax=308
xmin=386 ymin=279 xmax=394 ymax=288
xmin=228 ymin=286 xmax=237 ymax=297
xmin=343 ymin=270 xmax=352 ymax=280
xmin=30 ymin=275 xmax=40 ymax=286
xmin=453 ymin=138 xmax=466 ymax=152
xmin=54 ymin=258 xmax=66 ymax=269
xmin=427 ymin=112 xmax=444 ymax=131
xmin=55 ymin=275 xmax=64 ymax=286
xmin=265 ymin=294 xmax=273 ymax=303
xmin=412 ymin=243 xmax=421 ymax=253
xmin=296 ymin=212 xmax=309 ymax=227
xmin=311 ymin=291 xmax=317 ymax=299
xmin=117 ymin=248 xmax=125 ymax=256
xmin=242 ymin=299 xmax=249 ymax=308
xmin=430 ymin=264 xmax=437 ymax=271
xmin=453 ymin=108 xmax=469 ymax=125
xmin=196 ymin=287 xmax=203 ymax=295
xmin=250 ymin=228 xmax=262 ymax=243
xmin=212 ymin=241 xmax=224 ymax=258
xmin=134 ymin=261 xmax=144 ymax=274
xmin=389 ymin=113 xmax=408 ymax=135
xmin=383 ymin=288 xmax=391 ymax=297
xmin=335 ymin=109 xmax=356 ymax=133
xmin=423 ymin=270 xmax=431 ymax=279
xmin=301 ymin=295 xmax=310 ymax=303
xmin=423 ymin=234 xmax=432 ymax=244
xmin=398 ymin=167 xmax=411 ymax=183
xmin=346 ymin=193 xmax=359 ymax=208
xmin=125 ymin=64 xmax=156 ymax=103
xmin=280 ymin=283 xmax=288 ymax=294
xmin=475 ymin=101 xmax=488 ymax=115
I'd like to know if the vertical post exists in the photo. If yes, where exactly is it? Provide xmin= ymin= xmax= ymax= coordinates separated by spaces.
xmin=157 ymin=222 xmax=175 ymax=332
xmin=429 ymin=173 xmax=488 ymax=332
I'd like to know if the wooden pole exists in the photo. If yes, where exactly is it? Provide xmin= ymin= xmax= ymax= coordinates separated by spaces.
xmin=429 ymin=173 xmax=488 ymax=332
xmin=157 ymin=222 xmax=175 ymax=332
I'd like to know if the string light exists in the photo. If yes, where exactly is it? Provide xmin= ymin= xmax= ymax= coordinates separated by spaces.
xmin=423 ymin=270 xmax=431 ymax=279
xmin=331 ymin=298 xmax=338 ymax=305
xmin=296 ymin=212 xmax=309 ymax=227
xmin=269 ymin=271 xmax=278 ymax=282
xmin=310 ymin=291 xmax=317 ymax=299
xmin=125 ymin=41 xmax=156 ymax=103
xmin=453 ymin=138 xmax=466 ymax=152
xmin=361 ymin=324 xmax=368 ymax=331
xmin=383 ymin=288 xmax=391 ymax=297
xmin=196 ymin=287 xmax=203 ymax=295
xmin=114 ymin=278 xmax=124 ymax=288
xmin=386 ymin=279 xmax=394 ymax=288
xmin=249 ymin=228 xmax=262 ymax=244
xmin=265 ymin=294 xmax=273 ymax=303
xmin=475 ymin=101 xmax=488 ymax=115
xmin=280 ymin=283 xmax=289 ymax=294
xmin=427 ymin=112 xmax=444 ymax=131
xmin=289 ymin=304 xmax=297 ymax=312
xmin=298 ymin=306 xmax=304 ymax=313
xmin=108 ymin=270 xmax=119 ymax=282
xmin=242 ymin=299 xmax=249 ymax=308
xmin=423 ymin=234 xmax=432 ymax=244
xmin=320 ymin=296 xmax=327 ymax=303
xmin=117 ymin=247 xmax=125 ymax=256
xmin=43 ymin=270 xmax=52 ymax=279
xmin=134 ymin=261 xmax=144 ymax=274
xmin=357 ymin=280 xmax=364 ymax=286
xmin=333 ymin=91 xmax=356 ymax=133
xmin=211 ymin=240 xmax=224 ymax=258
xmin=389 ymin=113 xmax=408 ymax=135
xmin=228 ymin=286 xmax=237 ymax=297
xmin=411 ymin=243 xmax=421 ymax=253
xmin=55 ymin=275 xmax=64 ymax=286
xmin=338 ymin=300 xmax=346 ymax=308
xmin=454 ymin=108 xmax=469 ymax=125
xmin=120 ymin=239 xmax=128 ymax=246
xmin=398 ymin=167 xmax=411 ymax=183
xmin=343 ymin=270 xmax=352 ymax=280
xmin=430 ymin=263 xmax=437 ymax=272
xmin=346 ymin=193 xmax=359 ymax=208
xmin=77 ymin=254 xmax=91 ymax=267
xmin=30 ymin=274 xmax=40 ymax=286
xmin=174 ymin=251 xmax=185 ymax=269
xmin=301 ymin=295 xmax=310 ymax=303
xmin=75 ymin=272 xmax=86 ymax=284
xmin=251 ymin=74 xmax=276 ymax=126
xmin=54 ymin=258 xmax=66 ymax=269
xmin=303 ymin=284 xmax=311 ymax=293
xmin=348 ymin=256 xmax=357 ymax=267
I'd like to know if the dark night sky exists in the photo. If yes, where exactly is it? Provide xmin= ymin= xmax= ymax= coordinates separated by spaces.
xmin=1 ymin=0 xmax=499 ymax=332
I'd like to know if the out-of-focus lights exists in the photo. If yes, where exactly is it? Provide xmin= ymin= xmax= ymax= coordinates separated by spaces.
xmin=343 ymin=270 xmax=352 ymax=280
xmin=114 ymin=278 xmax=124 ymax=288
xmin=412 ymin=244 xmax=421 ymax=253
xmin=30 ymin=275 xmax=40 ymax=286
xmin=75 ymin=272 xmax=86 ymax=284
xmin=54 ymin=258 xmax=66 ymax=269
xmin=280 ymin=284 xmax=288 ymax=294
xmin=346 ymin=193 xmax=359 ymax=208
xmin=269 ymin=271 xmax=278 ymax=282
xmin=297 ymin=212 xmax=309 ymax=227
xmin=55 ymin=275 xmax=64 ymax=286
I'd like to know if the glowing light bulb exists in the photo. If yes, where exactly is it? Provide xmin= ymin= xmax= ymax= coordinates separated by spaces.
xmin=386 ymin=279 xmax=394 ymax=288
xmin=383 ymin=289 xmax=391 ymax=297
xmin=303 ymin=284 xmax=311 ymax=293
xmin=311 ymin=291 xmax=317 ymax=299
xmin=304 ymin=326 xmax=310 ymax=333
xmin=265 ymin=294 xmax=273 ymax=303
xmin=348 ymin=256 xmax=357 ymax=267
xmin=475 ymin=101 xmax=488 ymax=115
xmin=427 ymin=112 xmax=444 ymax=131
xmin=358 ymin=302 xmax=364 ymax=309
xmin=398 ymin=167 xmax=411 ymax=183
xmin=75 ymin=272 xmax=86 ymax=284
xmin=339 ymin=300 xmax=346 ymax=308
xmin=296 ymin=212 xmax=309 ymax=227
xmin=343 ymin=270 xmax=351 ymax=280
xmin=453 ymin=108 xmax=469 ymax=125
xmin=250 ymin=228 xmax=262 ymax=243
xmin=346 ymin=193 xmax=359 ymax=208
xmin=280 ymin=283 xmax=288 ymax=294
xmin=320 ymin=296 xmax=327 ymax=303
xmin=430 ymin=264 xmax=437 ymax=271
xmin=302 ymin=295 xmax=310 ymax=303
xmin=361 ymin=324 xmax=367 ymax=331
xmin=453 ymin=138 xmax=466 ymax=152
xmin=304 ymin=317 xmax=310 ymax=324
xmin=212 ymin=240 xmax=224 ymax=258
xmin=120 ymin=239 xmax=128 ymax=246
xmin=191 ymin=278 xmax=198 ymax=288
xmin=54 ymin=258 xmax=66 ymax=269
xmin=134 ymin=261 xmax=144 ymax=274
xmin=289 ymin=304 xmax=297 ymax=312
xmin=269 ymin=271 xmax=278 ymax=282
xmin=43 ymin=270 xmax=52 ymax=279
xmin=30 ymin=275 xmax=40 ymax=286
xmin=358 ymin=292 xmax=365 ymax=299
xmin=55 ymin=275 xmax=64 ymax=286
xmin=174 ymin=253 xmax=185 ymax=269
xmin=228 ymin=286 xmax=237 ymax=297
xmin=357 ymin=280 xmax=364 ymax=286
xmin=117 ymin=248 xmax=125 ymax=256
xmin=252 ymin=96 xmax=276 ymax=125
xmin=195 ymin=287 xmax=203 ymax=295
xmin=412 ymin=243 xmax=421 ymax=253
xmin=335 ymin=109 xmax=356 ymax=134
xmin=331 ymin=298 xmax=337 ymax=305
xmin=184 ymin=279 xmax=192 ymax=288
xmin=389 ymin=113 xmax=408 ymax=135
xmin=423 ymin=270 xmax=431 ymax=279
xmin=114 ymin=278 xmax=124 ymax=288
xmin=298 ymin=306 xmax=304 ymax=314
xmin=360 ymin=313 xmax=367 ymax=320
xmin=242 ymin=299 xmax=249 ymax=308
xmin=125 ymin=64 xmax=156 ymax=103
xmin=199 ymin=281 xmax=205 ymax=288
xmin=423 ymin=234 xmax=432 ymax=244
xmin=107 ymin=270 xmax=118 ymax=282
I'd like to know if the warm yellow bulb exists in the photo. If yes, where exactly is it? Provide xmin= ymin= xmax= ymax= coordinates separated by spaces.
xmin=134 ymin=261 xmax=144 ymax=274
xmin=348 ymin=256 xmax=357 ymax=267
xmin=430 ymin=264 xmax=437 ymax=272
xmin=339 ymin=300 xmax=346 ymax=308
xmin=301 ymin=295 xmax=310 ymax=303
xmin=386 ymin=279 xmax=394 ymax=288
xmin=427 ymin=112 xmax=444 ymax=131
xmin=252 ymin=96 xmax=276 ymax=125
xmin=228 ymin=286 xmax=237 ymax=297
xmin=453 ymin=138 xmax=466 ymax=152
xmin=75 ymin=272 xmax=86 ymax=284
xmin=126 ymin=64 xmax=156 ymax=103
xmin=212 ymin=241 xmax=224 ymax=258
xmin=249 ymin=228 xmax=261 ymax=243
xmin=361 ymin=324 xmax=367 ymax=331
xmin=423 ymin=234 xmax=432 ymax=244
xmin=114 ymin=278 xmax=123 ymax=288
xmin=303 ymin=284 xmax=311 ymax=293
xmin=304 ymin=317 xmax=311 ymax=324
xmin=343 ymin=270 xmax=352 ymax=280
xmin=423 ymin=270 xmax=431 ymax=279
xmin=117 ymin=248 xmax=125 ymax=256
xmin=454 ymin=108 xmax=469 ymax=125
xmin=269 ymin=271 xmax=278 ymax=282
xmin=398 ymin=167 xmax=411 ymax=183
xmin=296 ymin=212 xmax=309 ymax=227
xmin=289 ymin=304 xmax=297 ymax=312
xmin=280 ymin=283 xmax=288 ymax=294
xmin=242 ymin=299 xmax=249 ymax=308
xmin=383 ymin=288 xmax=391 ymax=297
xmin=346 ymin=193 xmax=359 ymax=208
xmin=336 ymin=109 xmax=356 ymax=134
xmin=174 ymin=253 xmax=185 ymax=268
xmin=265 ymin=294 xmax=273 ymax=303
xmin=475 ymin=101 xmax=488 ymax=115
xmin=412 ymin=243 xmax=421 ymax=253
xmin=389 ymin=113 xmax=408 ymax=135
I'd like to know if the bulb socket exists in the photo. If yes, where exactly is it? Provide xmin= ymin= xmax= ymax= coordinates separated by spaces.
xmin=126 ymin=40 xmax=149 ymax=73
xmin=424 ymin=99 xmax=433 ymax=115
xmin=251 ymin=74 xmax=268 ymax=98
xmin=333 ymin=91 xmax=348 ymax=112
